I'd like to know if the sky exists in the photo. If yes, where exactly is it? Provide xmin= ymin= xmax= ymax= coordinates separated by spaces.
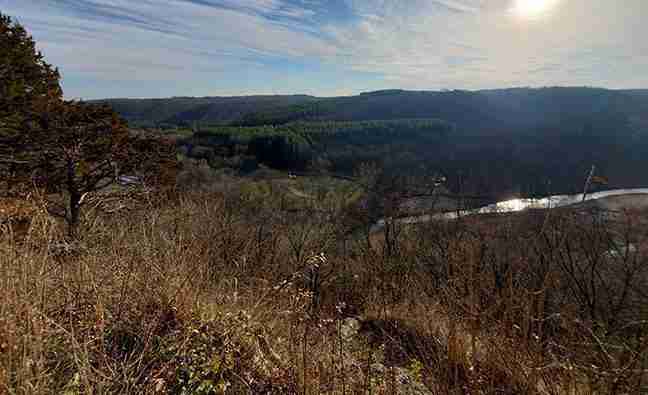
xmin=1 ymin=0 xmax=646 ymax=99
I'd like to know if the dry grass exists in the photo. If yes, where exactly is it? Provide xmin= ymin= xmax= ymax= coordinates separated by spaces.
xmin=1 ymin=188 xmax=647 ymax=394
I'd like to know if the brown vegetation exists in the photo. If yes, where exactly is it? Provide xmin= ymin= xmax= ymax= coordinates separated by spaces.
xmin=1 ymin=182 xmax=647 ymax=394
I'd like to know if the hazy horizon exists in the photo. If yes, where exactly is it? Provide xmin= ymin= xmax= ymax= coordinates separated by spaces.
xmin=2 ymin=0 xmax=647 ymax=99
xmin=91 ymin=85 xmax=647 ymax=101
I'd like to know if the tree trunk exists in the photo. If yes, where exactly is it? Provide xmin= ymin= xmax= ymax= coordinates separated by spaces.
xmin=582 ymin=165 xmax=596 ymax=202
xmin=67 ymin=158 xmax=80 ymax=238
xmin=7 ymin=162 xmax=15 ymax=193
xmin=68 ymin=192 xmax=80 ymax=238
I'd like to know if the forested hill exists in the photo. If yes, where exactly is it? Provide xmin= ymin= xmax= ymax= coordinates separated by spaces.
xmin=97 ymin=87 xmax=648 ymax=131
xmin=98 ymin=87 xmax=648 ymax=197
xmin=238 ymin=88 xmax=648 ymax=137
xmin=94 ymin=95 xmax=317 ymax=128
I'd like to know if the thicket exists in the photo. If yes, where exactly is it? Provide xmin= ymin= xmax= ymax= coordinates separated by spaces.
xmin=2 ymin=179 xmax=647 ymax=394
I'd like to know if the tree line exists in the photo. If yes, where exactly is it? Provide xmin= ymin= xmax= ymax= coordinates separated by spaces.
xmin=178 ymin=119 xmax=452 ymax=172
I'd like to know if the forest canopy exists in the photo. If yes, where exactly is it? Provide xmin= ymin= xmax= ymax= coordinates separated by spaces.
xmin=178 ymin=119 xmax=452 ymax=173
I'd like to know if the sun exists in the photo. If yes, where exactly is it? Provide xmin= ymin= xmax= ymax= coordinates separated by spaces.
xmin=513 ymin=0 xmax=558 ymax=18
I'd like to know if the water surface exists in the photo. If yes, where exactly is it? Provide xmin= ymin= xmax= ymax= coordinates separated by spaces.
xmin=372 ymin=188 xmax=648 ymax=231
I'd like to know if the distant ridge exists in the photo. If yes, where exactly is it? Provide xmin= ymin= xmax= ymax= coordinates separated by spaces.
xmin=96 ymin=87 xmax=648 ymax=131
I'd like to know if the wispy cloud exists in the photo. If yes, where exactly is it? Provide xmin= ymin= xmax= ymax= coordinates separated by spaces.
xmin=325 ymin=0 xmax=648 ymax=90
xmin=0 ymin=0 xmax=646 ymax=98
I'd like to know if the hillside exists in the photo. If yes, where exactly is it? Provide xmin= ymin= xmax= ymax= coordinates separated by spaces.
xmin=99 ymin=87 xmax=648 ymax=132
xmin=101 ymin=87 xmax=648 ymax=199
xmin=5 ymin=180 xmax=648 ymax=394
xmin=94 ymin=95 xmax=317 ymax=128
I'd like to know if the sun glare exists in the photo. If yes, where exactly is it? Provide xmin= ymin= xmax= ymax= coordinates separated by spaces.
xmin=513 ymin=0 xmax=558 ymax=19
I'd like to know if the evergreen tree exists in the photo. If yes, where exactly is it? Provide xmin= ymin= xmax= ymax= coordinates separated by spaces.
xmin=0 ymin=13 xmax=176 ymax=236
xmin=0 ymin=12 xmax=62 ymax=190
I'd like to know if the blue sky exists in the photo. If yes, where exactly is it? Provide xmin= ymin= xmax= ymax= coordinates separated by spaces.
xmin=1 ymin=0 xmax=646 ymax=99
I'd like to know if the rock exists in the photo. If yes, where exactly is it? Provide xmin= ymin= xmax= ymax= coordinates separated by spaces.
xmin=340 ymin=317 xmax=361 ymax=340
xmin=370 ymin=362 xmax=386 ymax=375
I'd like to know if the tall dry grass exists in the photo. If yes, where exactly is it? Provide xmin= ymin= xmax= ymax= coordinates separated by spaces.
xmin=1 ymin=188 xmax=647 ymax=394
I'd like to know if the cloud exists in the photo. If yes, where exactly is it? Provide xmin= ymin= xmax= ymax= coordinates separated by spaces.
xmin=1 ymin=0 xmax=646 ymax=97
xmin=2 ymin=0 xmax=339 ymax=93
xmin=323 ymin=0 xmax=648 ymax=90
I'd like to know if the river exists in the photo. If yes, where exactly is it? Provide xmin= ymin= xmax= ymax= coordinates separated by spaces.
xmin=372 ymin=188 xmax=648 ymax=232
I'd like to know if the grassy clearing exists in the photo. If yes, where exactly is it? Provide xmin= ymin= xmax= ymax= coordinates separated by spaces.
xmin=1 ymin=187 xmax=647 ymax=394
